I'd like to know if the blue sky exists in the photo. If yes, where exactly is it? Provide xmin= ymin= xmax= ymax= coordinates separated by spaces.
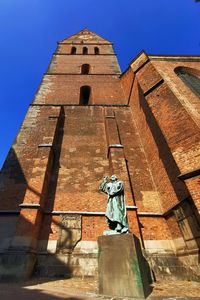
xmin=0 ymin=0 xmax=199 ymax=168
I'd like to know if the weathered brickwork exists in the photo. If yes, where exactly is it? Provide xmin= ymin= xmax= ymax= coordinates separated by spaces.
xmin=57 ymin=44 xmax=114 ymax=55
xmin=150 ymin=57 xmax=200 ymax=126
xmin=135 ymin=61 xmax=163 ymax=94
xmin=82 ymin=216 xmax=107 ymax=241
xmin=125 ymin=53 xmax=200 ymax=279
xmin=0 ymin=106 xmax=61 ymax=210
xmin=49 ymin=54 xmax=120 ymax=74
xmin=0 ymin=29 xmax=200 ymax=280
xmin=33 ymin=75 xmax=125 ymax=105
xmin=140 ymin=216 xmax=172 ymax=241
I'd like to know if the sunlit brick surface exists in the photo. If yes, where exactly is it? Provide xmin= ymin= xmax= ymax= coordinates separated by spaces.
xmin=0 ymin=29 xmax=200 ymax=280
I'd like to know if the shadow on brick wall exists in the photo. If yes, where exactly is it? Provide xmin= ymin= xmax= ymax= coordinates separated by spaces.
xmin=0 ymin=107 xmax=78 ymax=280
xmin=138 ymin=85 xmax=200 ymax=252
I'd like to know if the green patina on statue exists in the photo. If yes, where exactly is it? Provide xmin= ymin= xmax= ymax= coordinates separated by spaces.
xmin=100 ymin=175 xmax=129 ymax=235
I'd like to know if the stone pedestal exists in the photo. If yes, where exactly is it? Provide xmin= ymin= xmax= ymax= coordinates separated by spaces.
xmin=98 ymin=234 xmax=151 ymax=299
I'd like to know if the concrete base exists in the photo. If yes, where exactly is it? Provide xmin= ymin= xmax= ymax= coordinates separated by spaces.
xmin=98 ymin=234 xmax=152 ymax=299
xmin=0 ymin=240 xmax=99 ymax=280
xmin=0 ymin=250 xmax=36 ymax=281
xmin=146 ymin=249 xmax=200 ymax=282
xmin=35 ymin=252 xmax=98 ymax=278
xmin=35 ymin=240 xmax=99 ymax=278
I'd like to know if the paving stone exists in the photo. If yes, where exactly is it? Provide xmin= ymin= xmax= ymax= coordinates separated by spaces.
xmin=0 ymin=278 xmax=199 ymax=300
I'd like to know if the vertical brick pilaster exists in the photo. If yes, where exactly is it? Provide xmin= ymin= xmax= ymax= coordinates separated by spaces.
xmin=13 ymin=107 xmax=62 ymax=249
xmin=104 ymin=108 xmax=141 ymax=238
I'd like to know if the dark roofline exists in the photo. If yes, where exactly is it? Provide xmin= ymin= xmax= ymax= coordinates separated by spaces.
xmin=120 ymin=50 xmax=148 ymax=76
xmin=121 ymin=51 xmax=200 ymax=76
xmin=148 ymin=54 xmax=200 ymax=62
xmin=148 ymin=53 xmax=200 ymax=58
xmin=128 ymin=50 xmax=148 ymax=66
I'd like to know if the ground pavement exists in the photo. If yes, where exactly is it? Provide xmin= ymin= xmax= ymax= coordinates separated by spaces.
xmin=0 ymin=278 xmax=199 ymax=300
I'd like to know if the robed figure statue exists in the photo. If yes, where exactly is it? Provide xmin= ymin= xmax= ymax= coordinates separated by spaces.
xmin=100 ymin=175 xmax=129 ymax=234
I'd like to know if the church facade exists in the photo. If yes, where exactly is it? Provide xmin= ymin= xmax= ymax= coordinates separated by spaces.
xmin=0 ymin=29 xmax=200 ymax=280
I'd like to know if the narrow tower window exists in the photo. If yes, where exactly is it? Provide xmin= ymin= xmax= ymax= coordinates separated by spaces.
xmin=71 ymin=47 xmax=76 ymax=54
xmin=83 ymin=47 xmax=88 ymax=55
xmin=81 ymin=64 xmax=90 ymax=74
xmin=175 ymin=67 xmax=200 ymax=97
xmin=94 ymin=47 xmax=99 ymax=55
xmin=80 ymin=86 xmax=91 ymax=105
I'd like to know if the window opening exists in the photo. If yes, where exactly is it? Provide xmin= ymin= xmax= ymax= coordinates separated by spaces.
xmin=71 ymin=47 xmax=76 ymax=54
xmin=175 ymin=67 xmax=200 ymax=97
xmin=80 ymin=86 xmax=91 ymax=105
xmin=81 ymin=64 xmax=90 ymax=74
xmin=83 ymin=47 xmax=88 ymax=55
xmin=94 ymin=47 xmax=99 ymax=55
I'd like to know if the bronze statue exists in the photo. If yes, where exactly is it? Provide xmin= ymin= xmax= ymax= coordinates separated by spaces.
xmin=100 ymin=175 xmax=129 ymax=234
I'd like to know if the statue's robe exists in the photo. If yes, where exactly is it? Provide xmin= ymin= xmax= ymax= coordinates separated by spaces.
xmin=100 ymin=180 xmax=128 ymax=231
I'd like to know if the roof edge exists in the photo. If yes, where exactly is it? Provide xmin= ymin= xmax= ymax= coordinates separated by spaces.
xmin=58 ymin=28 xmax=112 ymax=44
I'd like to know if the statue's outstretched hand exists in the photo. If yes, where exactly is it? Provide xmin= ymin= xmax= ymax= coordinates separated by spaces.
xmin=103 ymin=176 xmax=108 ymax=182
xmin=100 ymin=176 xmax=108 ymax=193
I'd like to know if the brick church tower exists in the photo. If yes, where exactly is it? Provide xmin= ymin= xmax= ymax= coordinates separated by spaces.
xmin=0 ymin=29 xmax=200 ymax=280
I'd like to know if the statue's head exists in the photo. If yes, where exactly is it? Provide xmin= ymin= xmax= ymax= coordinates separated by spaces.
xmin=110 ymin=175 xmax=117 ymax=182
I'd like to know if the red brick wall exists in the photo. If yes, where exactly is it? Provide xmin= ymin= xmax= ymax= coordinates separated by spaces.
xmin=33 ymin=36 xmax=124 ymax=106
xmin=113 ymin=106 xmax=160 ymax=211
xmin=120 ymin=68 xmax=134 ymax=101
xmin=45 ymin=106 xmax=109 ymax=213
xmin=150 ymin=57 xmax=200 ymax=126
xmin=136 ymin=62 xmax=162 ymax=93
xmin=128 ymin=62 xmax=197 ymax=212
xmin=82 ymin=216 xmax=107 ymax=240
xmin=140 ymin=216 xmax=172 ymax=241
xmin=127 ymin=54 xmax=200 ymax=248
xmin=33 ymin=75 xmax=125 ymax=105
xmin=145 ymin=83 xmax=200 ymax=174
xmin=185 ymin=177 xmax=200 ymax=212
xmin=166 ymin=213 xmax=183 ymax=239
xmin=57 ymin=43 xmax=114 ymax=55
xmin=1 ymin=32 xmax=200 ymax=252
xmin=49 ymin=54 xmax=120 ymax=74
xmin=0 ymin=106 xmax=60 ymax=210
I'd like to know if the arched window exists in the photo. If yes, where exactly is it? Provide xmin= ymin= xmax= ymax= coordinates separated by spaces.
xmin=71 ymin=47 xmax=76 ymax=54
xmin=83 ymin=47 xmax=88 ymax=55
xmin=81 ymin=64 xmax=90 ymax=74
xmin=175 ymin=67 xmax=200 ymax=97
xmin=80 ymin=86 xmax=91 ymax=105
xmin=94 ymin=47 xmax=99 ymax=55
